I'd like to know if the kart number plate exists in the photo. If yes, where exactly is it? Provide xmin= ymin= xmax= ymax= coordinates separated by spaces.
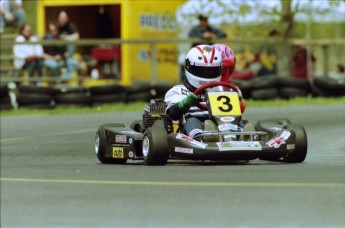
xmin=208 ymin=92 xmax=241 ymax=116
xmin=112 ymin=147 xmax=124 ymax=158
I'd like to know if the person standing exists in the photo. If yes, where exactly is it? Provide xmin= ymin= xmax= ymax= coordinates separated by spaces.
xmin=13 ymin=24 xmax=43 ymax=78
xmin=188 ymin=14 xmax=227 ymax=47
xmin=292 ymin=45 xmax=316 ymax=79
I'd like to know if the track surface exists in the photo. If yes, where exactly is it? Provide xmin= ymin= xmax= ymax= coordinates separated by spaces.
xmin=1 ymin=105 xmax=345 ymax=227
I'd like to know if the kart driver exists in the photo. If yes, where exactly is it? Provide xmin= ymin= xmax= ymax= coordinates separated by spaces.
xmin=164 ymin=44 xmax=223 ymax=139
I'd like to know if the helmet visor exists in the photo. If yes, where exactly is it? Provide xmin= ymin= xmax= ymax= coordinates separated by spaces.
xmin=186 ymin=64 xmax=222 ymax=79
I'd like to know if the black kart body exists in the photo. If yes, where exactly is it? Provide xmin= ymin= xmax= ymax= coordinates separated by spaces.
xmin=95 ymin=82 xmax=307 ymax=165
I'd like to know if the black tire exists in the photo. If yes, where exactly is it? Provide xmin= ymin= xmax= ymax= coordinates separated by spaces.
xmin=279 ymin=87 xmax=309 ymax=99
xmin=54 ymin=93 xmax=91 ymax=106
xmin=89 ymin=84 xmax=125 ymax=95
xmin=282 ymin=124 xmax=308 ymax=163
xmin=125 ymin=83 xmax=151 ymax=94
xmin=91 ymin=93 xmax=126 ymax=104
xmin=278 ymin=78 xmax=311 ymax=90
xmin=313 ymin=77 xmax=345 ymax=96
xmin=142 ymin=126 xmax=169 ymax=165
xmin=0 ymin=84 xmax=9 ymax=97
xmin=126 ymin=91 xmax=152 ymax=102
xmin=130 ymin=120 xmax=144 ymax=133
xmin=16 ymin=92 xmax=54 ymax=105
xmin=95 ymin=123 xmax=127 ymax=164
xmin=0 ymin=96 xmax=13 ymax=110
xmin=251 ymin=88 xmax=279 ymax=100
xmin=248 ymin=77 xmax=280 ymax=90
xmin=231 ymin=79 xmax=252 ymax=99
xmin=18 ymin=85 xmax=59 ymax=95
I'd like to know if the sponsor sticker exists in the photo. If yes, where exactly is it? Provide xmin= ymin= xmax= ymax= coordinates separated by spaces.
xmin=217 ymin=141 xmax=262 ymax=151
xmin=112 ymin=147 xmax=124 ymax=158
xmin=176 ymin=133 xmax=207 ymax=148
xmin=175 ymin=147 xmax=193 ymax=154
xmin=218 ymin=123 xmax=239 ymax=131
xmin=266 ymin=131 xmax=291 ymax=148
xmin=220 ymin=117 xmax=235 ymax=122
xmin=115 ymin=135 xmax=127 ymax=143
xmin=287 ymin=144 xmax=295 ymax=150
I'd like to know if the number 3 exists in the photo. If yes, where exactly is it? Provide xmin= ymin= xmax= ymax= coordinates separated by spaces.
xmin=217 ymin=95 xmax=232 ymax=112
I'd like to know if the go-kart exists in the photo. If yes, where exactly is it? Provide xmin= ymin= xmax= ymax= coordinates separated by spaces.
xmin=95 ymin=81 xmax=308 ymax=165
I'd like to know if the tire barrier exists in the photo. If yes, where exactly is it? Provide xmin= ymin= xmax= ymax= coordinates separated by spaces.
xmin=5 ymin=77 xmax=344 ymax=110
xmin=16 ymin=85 xmax=56 ymax=109
xmin=89 ymin=84 xmax=126 ymax=106
xmin=0 ymin=84 xmax=13 ymax=110
xmin=312 ymin=77 xmax=345 ymax=97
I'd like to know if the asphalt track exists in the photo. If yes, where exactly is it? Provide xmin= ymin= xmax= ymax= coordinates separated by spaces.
xmin=1 ymin=104 xmax=345 ymax=227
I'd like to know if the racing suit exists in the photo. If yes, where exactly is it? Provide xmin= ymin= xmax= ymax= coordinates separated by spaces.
xmin=165 ymin=84 xmax=207 ymax=139
xmin=165 ymin=84 xmax=245 ymax=139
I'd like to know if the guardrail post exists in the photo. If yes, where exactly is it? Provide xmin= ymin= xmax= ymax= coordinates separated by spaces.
xmin=321 ymin=45 xmax=329 ymax=77
xmin=150 ymin=42 xmax=158 ymax=84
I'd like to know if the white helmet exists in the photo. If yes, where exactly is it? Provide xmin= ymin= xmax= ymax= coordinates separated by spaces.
xmin=185 ymin=44 xmax=222 ymax=89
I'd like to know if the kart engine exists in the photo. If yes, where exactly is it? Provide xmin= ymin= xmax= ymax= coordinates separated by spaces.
xmin=143 ymin=99 xmax=173 ymax=133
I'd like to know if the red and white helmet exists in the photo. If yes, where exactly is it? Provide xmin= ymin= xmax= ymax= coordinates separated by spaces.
xmin=185 ymin=44 xmax=222 ymax=89
xmin=213 ymin=44 xmax=236 ymax=82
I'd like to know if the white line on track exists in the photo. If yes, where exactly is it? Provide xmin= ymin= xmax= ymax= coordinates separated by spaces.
xmin=1 ymin=178 xmax=345 ymax=188
xmin=0 ymin=129 xmax=95 ymax=142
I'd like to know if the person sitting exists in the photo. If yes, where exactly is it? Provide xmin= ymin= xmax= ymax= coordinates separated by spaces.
xmin=13 ymin=24 xmax=43 ymax=78
xmin=0 ymin=0 xmax=26 ymax=33
xmin=42 ymin=21 xmax=78 ymax=80
xmin=57 ymin=10 xmax=80 ymax=58
xmin=164 ymin=44 xmax=223 ymax=140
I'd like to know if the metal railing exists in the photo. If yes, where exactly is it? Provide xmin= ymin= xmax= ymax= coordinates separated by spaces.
xmin=1 ymin=37 xmax=344 ymax=84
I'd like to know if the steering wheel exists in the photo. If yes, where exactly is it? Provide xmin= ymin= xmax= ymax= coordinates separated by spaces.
xmin=194 ymin=81 xmax=239 ymax=110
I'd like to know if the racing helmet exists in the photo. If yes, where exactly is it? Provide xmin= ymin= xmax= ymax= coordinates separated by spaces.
xmin=184 ymin=44 xmax=222 ymax=89
xmin=213 ymin=44 xmax=236 ymax=82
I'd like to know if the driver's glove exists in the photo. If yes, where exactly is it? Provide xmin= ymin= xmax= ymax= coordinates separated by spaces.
xmin=178 ymin=93 xmax=198 ymax=112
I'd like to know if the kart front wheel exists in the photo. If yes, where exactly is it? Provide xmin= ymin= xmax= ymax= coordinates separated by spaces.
xmin=95 ymin=123 xmax=127 ymax=164
xmin=142 ymin=126 xmax=169 ymax=165
xmin=283 ymin=124 xmax=308 ymax=163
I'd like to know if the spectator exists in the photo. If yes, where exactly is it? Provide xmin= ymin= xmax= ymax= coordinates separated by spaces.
xmin=292 ymin=46 xmax=316 ymax=79
xmin=0 ymin=0 xmax=26 ymax=33
xmin=257 ymin=29 xmax=279 ymax=77
xmin=57 ymin=11 xmax=80 ymax=58
xmin=42 ymin=22 xmax=78 ymax=80
xmin=13 ymin=24 xmax=43 ymax=78
xmin=188 ymin=14 xmax=227 ymax=47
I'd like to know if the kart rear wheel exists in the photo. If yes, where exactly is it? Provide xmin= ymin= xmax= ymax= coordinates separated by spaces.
xmin=283 ymin=124 xmax=308 ymax=163
xmin=95 ymin=123 xmax=127 ymax=164
xmin=142 ymin=126 xmax=169 ymax=165
xmin=130 ymin=120 xmax=144 ymax=133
